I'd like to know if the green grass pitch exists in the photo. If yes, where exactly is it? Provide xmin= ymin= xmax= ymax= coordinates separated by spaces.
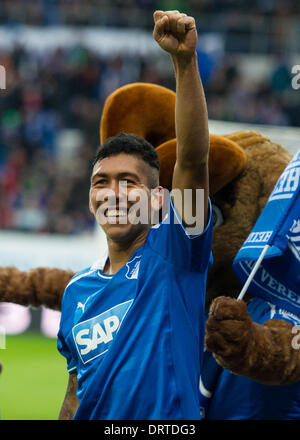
xmin=0 ymin=332 xmax=68 ymax=420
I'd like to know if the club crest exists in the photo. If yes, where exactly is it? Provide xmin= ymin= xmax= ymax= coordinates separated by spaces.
xmin=125 ymin=256 xmax=141 ymax=280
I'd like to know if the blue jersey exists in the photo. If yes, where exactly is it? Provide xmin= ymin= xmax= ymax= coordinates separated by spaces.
xmin=57 ymin=199 xmax=213 ymax=420
xmin=199 ymin=297 xmax=300 ymax=420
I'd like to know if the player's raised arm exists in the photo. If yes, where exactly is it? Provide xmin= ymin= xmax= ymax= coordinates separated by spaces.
xmin=153 ymin=10 xmax=209 ymax=232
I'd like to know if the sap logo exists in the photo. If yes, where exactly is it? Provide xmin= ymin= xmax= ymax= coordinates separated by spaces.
xmin=73 ymin=299 xmax=133 ymax=364
xmin=76 ymin=316 xmax=119 ymax=355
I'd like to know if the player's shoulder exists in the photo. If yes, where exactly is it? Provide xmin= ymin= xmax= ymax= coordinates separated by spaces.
xmin=65 ymin=250 xmax=108 ymax=291
xmin=59 ymin=266 xmax=96 ymax=310
xmin=66 ymin=266 xmax=97 ymax=289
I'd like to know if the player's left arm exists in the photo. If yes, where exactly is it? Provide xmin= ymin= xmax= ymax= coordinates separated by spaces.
xmin=153 ymin=10 xmax=209 ymax=232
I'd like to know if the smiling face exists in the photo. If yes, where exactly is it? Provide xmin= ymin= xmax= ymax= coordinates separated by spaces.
xmin=89 ymin=153 xmax=163 ymax=244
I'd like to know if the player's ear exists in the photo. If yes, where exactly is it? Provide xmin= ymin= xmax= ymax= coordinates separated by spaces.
xmin=89 ymin=196 xmax=95 ymax=215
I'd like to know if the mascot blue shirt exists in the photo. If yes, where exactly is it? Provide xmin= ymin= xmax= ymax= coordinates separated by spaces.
xmin=200 ymin=296 xmax=300 ymax=420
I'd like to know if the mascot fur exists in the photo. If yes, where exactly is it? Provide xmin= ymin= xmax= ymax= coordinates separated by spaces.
xmin=0 ymin=83 xmax=299 ymax=418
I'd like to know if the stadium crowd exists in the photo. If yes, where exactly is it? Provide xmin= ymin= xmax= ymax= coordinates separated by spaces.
xmin=0 ymin=0 xmax=299 ymax=27
xmin=0 ymin=46 xmax=167 ymax=234
xmin=0 ymin=1 xmax=299 ymax=234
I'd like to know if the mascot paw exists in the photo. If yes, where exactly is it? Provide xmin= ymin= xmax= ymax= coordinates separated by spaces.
xmin=205 ymin=296 xmax=253 ymax=360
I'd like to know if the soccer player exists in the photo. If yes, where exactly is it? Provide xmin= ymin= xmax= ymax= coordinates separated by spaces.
xmin=57 ymin=10 xmax=213 ymax=420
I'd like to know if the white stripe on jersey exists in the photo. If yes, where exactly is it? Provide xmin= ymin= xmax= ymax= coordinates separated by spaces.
xmin=199 ymin=376 xmax=212 ymax=398
xmin=66 ymin=269 xmax=97 ymax=289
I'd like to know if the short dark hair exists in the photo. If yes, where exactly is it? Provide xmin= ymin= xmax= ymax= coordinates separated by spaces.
xmin=91 ymin=133 xmax=160 ymax=188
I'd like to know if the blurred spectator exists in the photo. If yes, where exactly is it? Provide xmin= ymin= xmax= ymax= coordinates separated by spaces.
xmin=0 ymin=1 xmax=299 ymax=27
xmin=0 ymin=44 xmax=165 ymax=234
xmin=205 ymin=58 xmax=293 ymax=126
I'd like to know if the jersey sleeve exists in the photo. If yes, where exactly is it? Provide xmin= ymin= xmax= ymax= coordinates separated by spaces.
xmin=56 ymin=267 xmax=96 ymax=373
xmin=57 ymin=328 xmax=77 ymax=373
xmin=57 ymin=289 xmax=77 ymax=374
xmin=148 ymin=196 xmax=213 ymax=272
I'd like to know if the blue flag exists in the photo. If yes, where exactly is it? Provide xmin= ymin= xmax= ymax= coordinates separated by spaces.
xmin=233 ymin=150 xmax=300 ymax=316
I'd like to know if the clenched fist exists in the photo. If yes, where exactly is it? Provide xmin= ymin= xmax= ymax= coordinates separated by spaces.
xmin=205 ymin=296 xmax=253 ymax=365
xmin=153 ymin=10 xmax=197 ymax=59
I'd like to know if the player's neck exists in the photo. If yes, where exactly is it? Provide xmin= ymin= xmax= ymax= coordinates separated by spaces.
xmin=104 ymin=228 xmax=149 ymax=275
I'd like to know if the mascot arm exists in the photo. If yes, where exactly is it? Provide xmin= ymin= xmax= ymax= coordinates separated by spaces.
xmin=205 ymin=296 xmax=300 ymax=385
xmin=0 ymin=266 xmax=74 ymax=310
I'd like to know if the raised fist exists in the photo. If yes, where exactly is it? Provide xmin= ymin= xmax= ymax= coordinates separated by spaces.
xmin=153 ymin=10 xmax=197 ymax=59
